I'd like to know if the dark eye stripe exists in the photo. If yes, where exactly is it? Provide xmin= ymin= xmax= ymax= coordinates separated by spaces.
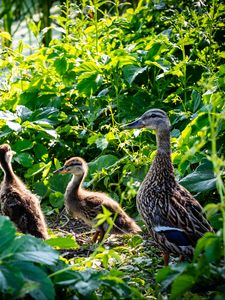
xmin=151 ymin=113 xmax=160 ymax=118
xmin=67 ymin=162 xmax=82 ymax=167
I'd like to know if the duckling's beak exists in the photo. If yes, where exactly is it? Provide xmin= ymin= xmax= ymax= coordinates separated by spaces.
xmin=122 ymin=118 xmax=144 ymax=129
xmin=53 ymin=166 xmax=67 ymax=175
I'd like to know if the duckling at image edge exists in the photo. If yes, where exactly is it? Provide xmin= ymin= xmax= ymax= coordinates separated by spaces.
xmin=54 ymin=156 xmax=141 ymax=242
xmin=0 ymin=144 xmax=48 ymax=239
xmin=124 ymin=108 xmax=213 ymax=265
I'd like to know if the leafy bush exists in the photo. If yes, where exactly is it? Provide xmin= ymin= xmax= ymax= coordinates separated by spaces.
xmin=0 ymin=0 xmax=225 ymax=298
xmin=0 ymin=216 xmax=141 ymax=299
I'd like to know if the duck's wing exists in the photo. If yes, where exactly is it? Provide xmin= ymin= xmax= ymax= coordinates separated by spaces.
xmin=163 ymin=184 xmax=213 ymax=244
xmin=176 ymin=184 xmax=213 ymax=232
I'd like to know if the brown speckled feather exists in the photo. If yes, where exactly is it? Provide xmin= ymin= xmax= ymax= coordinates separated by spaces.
xmin=125 ymin=109 xmax=213 ymax=262
xmin=0 ymin=144 xmax=48 ymax=239
xmin=54 ymin=157 xmax=141 ymax=242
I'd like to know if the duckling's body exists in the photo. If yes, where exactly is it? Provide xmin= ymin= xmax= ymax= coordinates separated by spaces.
xmin=125 ymin=109 xmax=213 ymax=264
xmin=0 ymin=144 xmax=48 ymax=239
xmin=54 ymin=157 xmax=141 ymax=242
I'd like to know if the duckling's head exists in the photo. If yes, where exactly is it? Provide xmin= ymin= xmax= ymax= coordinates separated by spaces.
xmin=0 ymin=144 xmax=15 ymax=165
xmin=53 ymin=157 xmax=88 ymax=177
xmin=124 ymin=109 xmax=171 ymax=132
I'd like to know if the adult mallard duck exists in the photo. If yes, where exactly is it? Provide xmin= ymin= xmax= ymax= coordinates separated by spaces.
xmin=54 ymin=156 xmax=141 ymax=242
xmin=124 ymin=108 xmax=213 ymax=265
xmin=0 ymin=144 xmax=48 ymax=239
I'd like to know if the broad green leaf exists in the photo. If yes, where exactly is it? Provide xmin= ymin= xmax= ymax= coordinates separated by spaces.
xmin=14 ymin=153 xmax=34 ymax=168
xmin=77 ymin=72 xmax=103 ymax=96
xmin=179 ymin=160 xmax=216 ymax=193
xmin=88 ymin=155 xmax=118 ymax=176
xmin=54 ymin=57 xmax=67 ymax=75
xmin=0 ymin=217 xmax=16 ymax=254
xmin=49 ymin=173 xmax=71 ymax=193
xmin=13 ymin=140 xmax=34 ymax=152
xmin=170 ymin=274 xmax=195 ymax=300
xmin=0 ymin=264 xmax=23 ymax=294
xmin=33 ymin=144 xmax=48 ymax=160
xmin=0 ymin=110 xmax=16 ymax=121
xmin=25 ymin=162 xmax=46 ymax=178
xmin=16 ymin=105 xmax=33 ymax=120
xmin=46 ymin=235 xmax=79 ymax=249
xmin=122 ymin=65 xmax=147 ymax=85
xmin=34 ymin=182 xmax=48 ymax=198
xmin=194 ymin=233 xmax=221 ymax=262
xmin=13 ymin=235 xmax=59 ymax=265
xmin=87 ymin=133 xmax=102 ymax=145
xmin=6 ymin=121 xmax=21 ymax=132
xmin=146 ymin=42 xmax=162 ymax=60
xmin=191 ymin=90 xmax=201 ymax=112
xmin=49 ymin=191 xmax=64 ymax=209
xmin=14 ymin=261 xmax=55 ymax=300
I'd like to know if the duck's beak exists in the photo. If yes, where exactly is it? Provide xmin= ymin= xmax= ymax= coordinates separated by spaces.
xmin=122 ymin=118 xmax=144 ymax=129
xmin=53 ymin=166 xmax=67 ymax=175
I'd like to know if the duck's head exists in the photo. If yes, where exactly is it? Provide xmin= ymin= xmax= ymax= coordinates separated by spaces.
xmin=123 ymin=109 xmax=171 ymax=132
xmin=53 ymin=157 xmax=88 ymax=177
xmin=0 ymin=144 xmax=15 ymax=165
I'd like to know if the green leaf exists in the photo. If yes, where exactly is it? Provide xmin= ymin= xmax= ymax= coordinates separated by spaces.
xmin=170 ymin=274 xmax=195 ymax=300
xmin=0 ymin=217 xmax=16 ymax=254
xmin=194 ymin=233 xmax=221 ymax=262
xmin=0 ymin=264 xmax=23 ymax=294
xmin=95 ymin=137 xmax=109 ymax=150
xmin=6 ymin=121 xmax=22 ymax=132
xmin=89 ymin=155 xmax=118 ymax=172
xmin=13 ymin=140 xmax=34 ymax=152
xmin=49 ymin=192 xmax=64 ymax=209
xmin=14 ymin=261 xmax=55 ymax=300
xmin=179 ymin=160 xmax=216 ymax=193
xmin=42 ymin=161 xmax=52 ymax=178
xmin=33 ymin=182 xmax=48 ymax=198
xmin=191 ymin=90 xmax=201 ymax=112
xmin=25 ymin=163 xmax=46 ymax=178
xmin=0 ymin=31 xmax=12 ymax=41
xmin=77 ymin=73 xmax=103 ymax=96
xmin=46 ymin=235 xmax=79 ymax=249
xmin=13 ymin=235 xmax=59 ymax=265
xmin=33 ymin=144 xmax=49 ymax=160
xmin=49 ymin=173 xmax=71 ymax=193
xmin=14 ymin=153 xmax=34 ymax=168
xmin=123 ymin=65 xmax=147 ymax=85
xmin=54 ymin=57 xmax=67 ymax=75
xmin=146 ymin=42 xmax=162 ymax=60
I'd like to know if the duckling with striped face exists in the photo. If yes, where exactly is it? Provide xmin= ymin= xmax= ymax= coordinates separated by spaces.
xmin=54 ymin=157 xmax=141 ymax=243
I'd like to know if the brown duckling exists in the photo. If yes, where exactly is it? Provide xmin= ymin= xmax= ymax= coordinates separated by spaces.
xmin=54 ymin=157 xmax=141 ymax=242
xmin=0 ymin=144 xmax=48 ymax=239
xmin=124 ymin=109 xmax=213 ymax=265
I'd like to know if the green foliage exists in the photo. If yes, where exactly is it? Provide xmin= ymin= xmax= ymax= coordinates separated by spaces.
xmin=0 ymin=216 xmax=58 ymax=299
xmin=156 ymin=232 xmax=225 ymax=299
xmin=0 ymin=0 xmax=225 ymax=299
xmin=0 ymin=216 xmax=142 ymax=299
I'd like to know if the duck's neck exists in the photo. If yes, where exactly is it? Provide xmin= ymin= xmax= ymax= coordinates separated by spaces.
xmin=151 ymin=129 xmax=175 ymax=183
xmin=66 ymin=174 xmax=83 ymax=200
xmin=156 ymin=129 xmax=171 ymax=153
xmin=1 ymin=160 xmax=15 ymax=184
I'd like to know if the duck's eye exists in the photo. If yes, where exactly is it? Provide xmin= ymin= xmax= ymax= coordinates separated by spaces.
xmin=151 ymin=114 xmax=159 ymax=118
